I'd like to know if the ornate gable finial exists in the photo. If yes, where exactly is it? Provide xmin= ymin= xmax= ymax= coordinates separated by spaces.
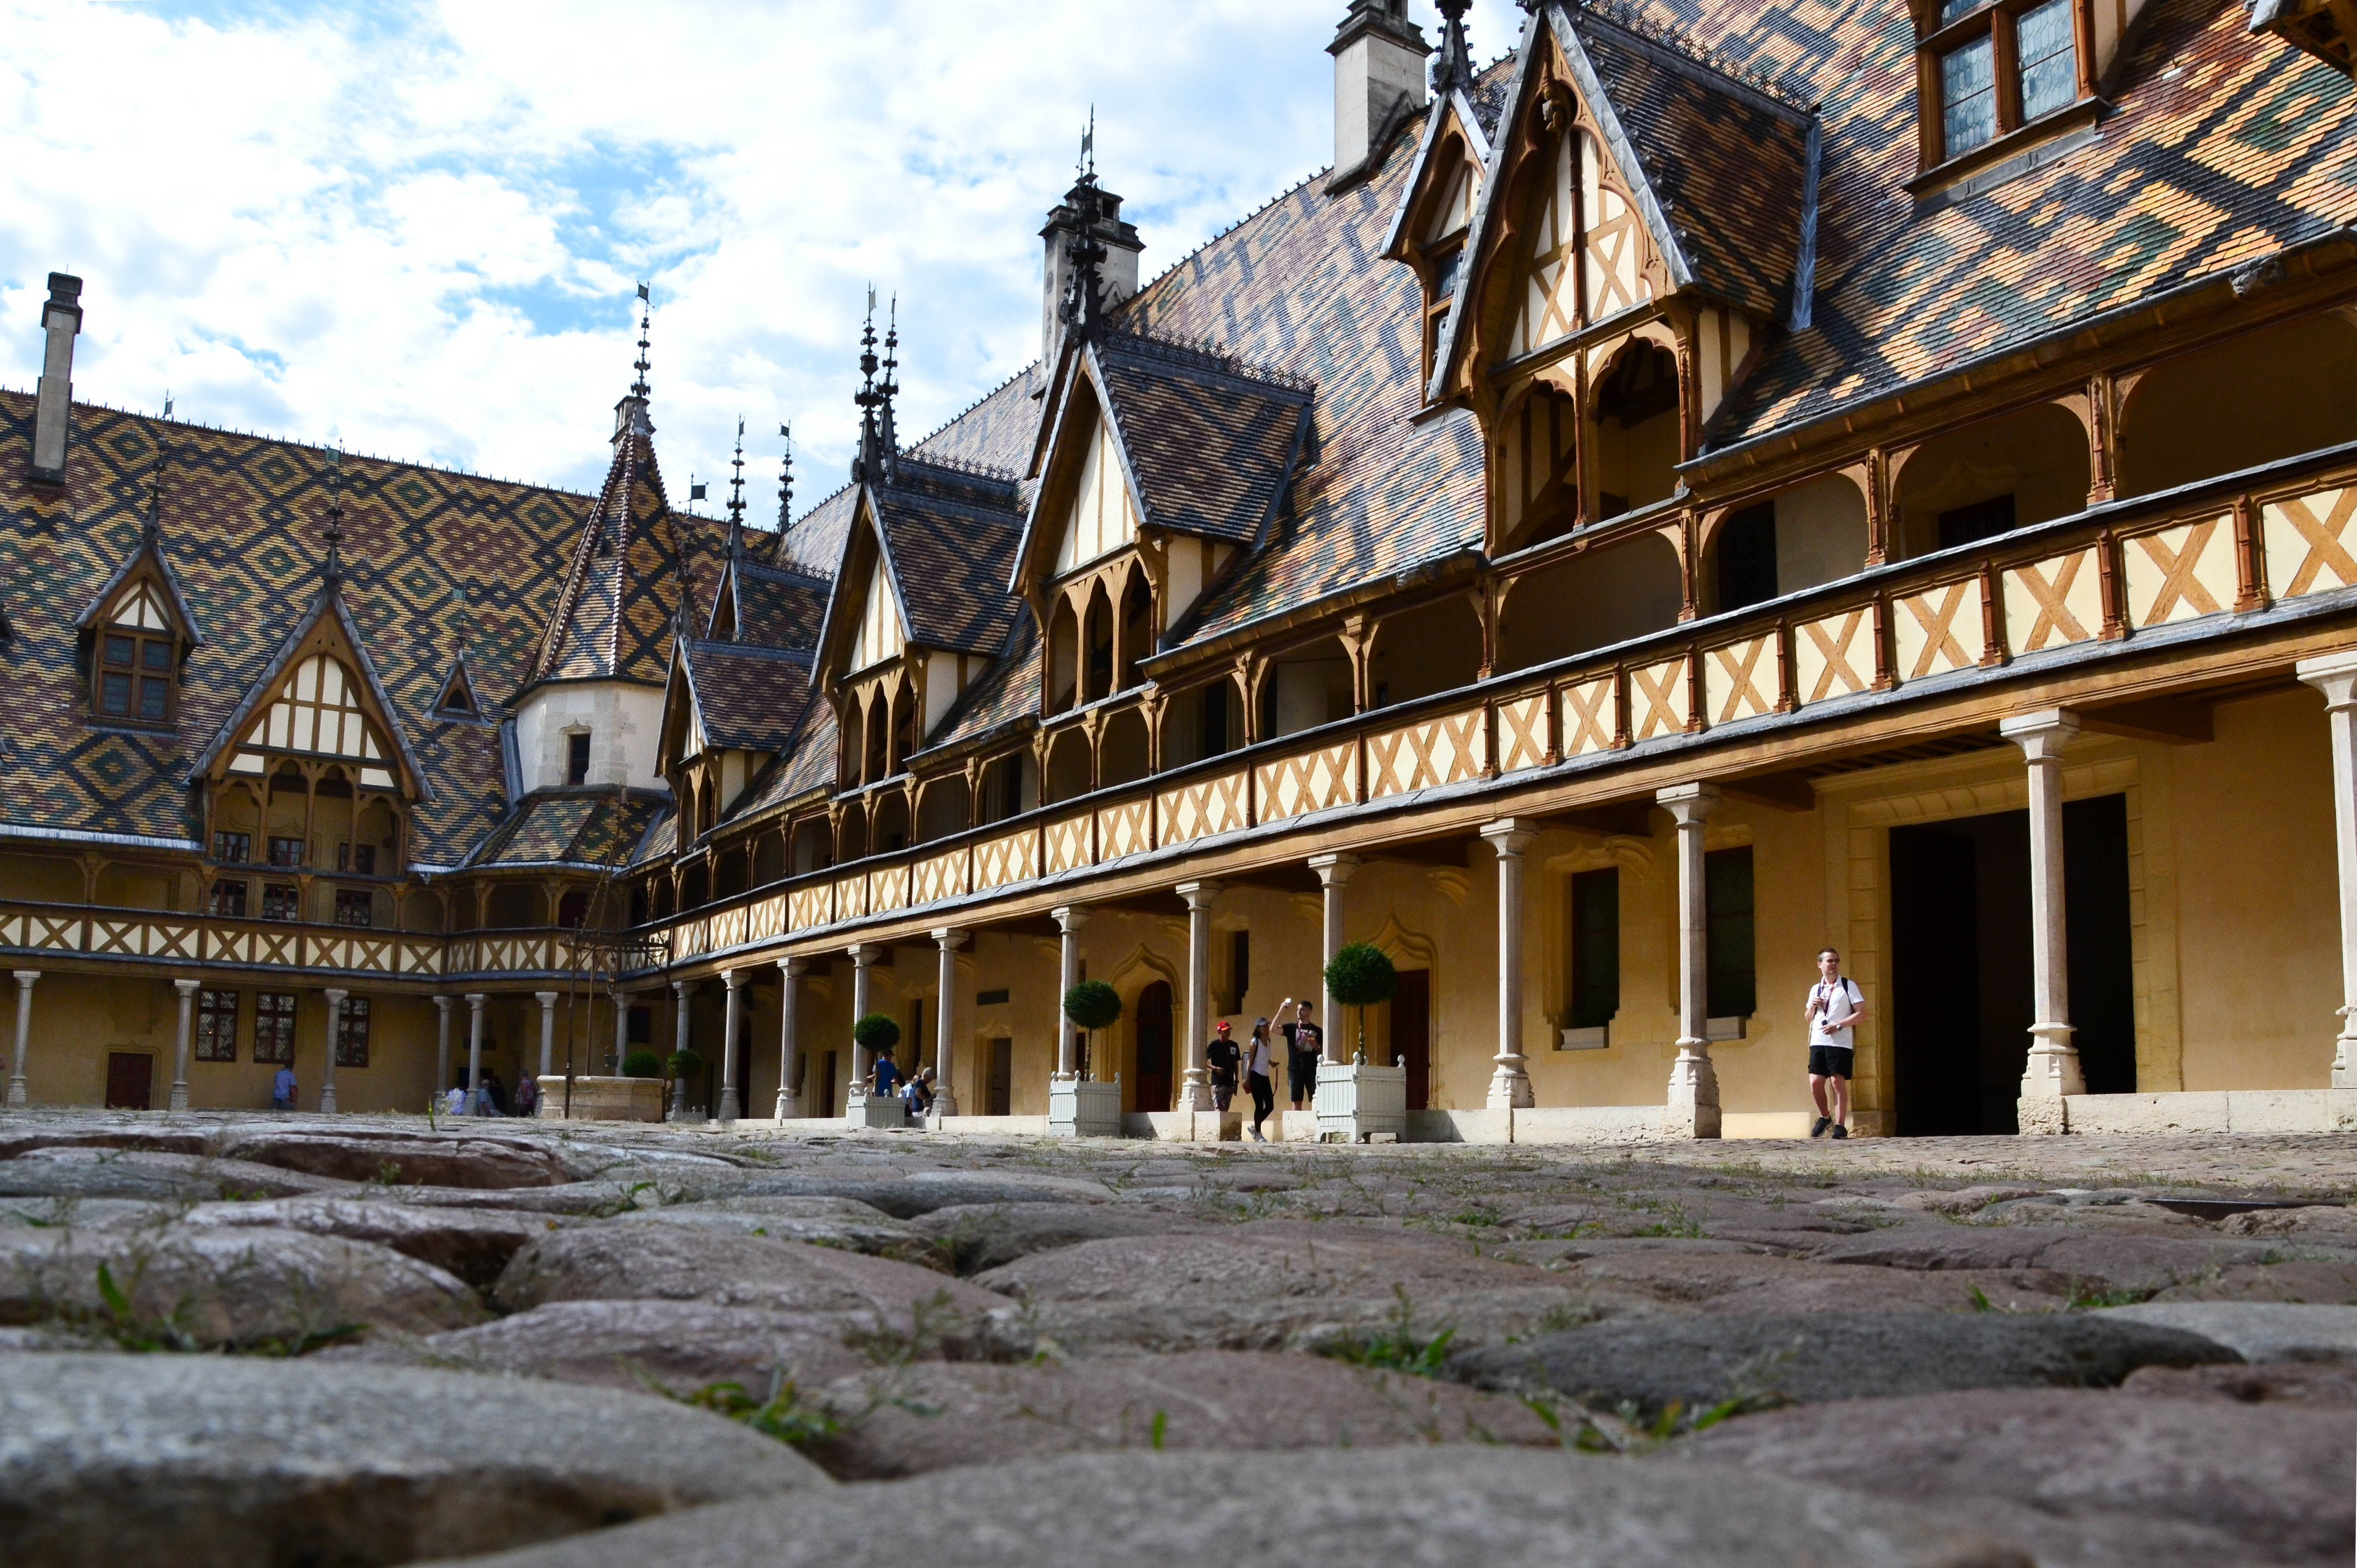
xmin=1432 ymin=0 xmax=1475 ymax=96
xmin=727 ymin=415 xmax=747 ymax=560
xmin=1059 ymin=118 xmax=1112 ymax=349
xmin=879 ymin=296 xmax=901 ymax=486
xmin=853 ymin=289 xmax=886 ymax=486
xmin=776 ymin=421 xmax=795 ymax=531
xmin=320 ymin=446 xmax=346 ymax=585
xmin=631 ymin=282 xmax=653 ymax=400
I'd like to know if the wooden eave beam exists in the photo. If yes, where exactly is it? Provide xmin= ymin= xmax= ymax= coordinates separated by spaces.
xmin=2073 ymin=695 xmax=2214 ymax=744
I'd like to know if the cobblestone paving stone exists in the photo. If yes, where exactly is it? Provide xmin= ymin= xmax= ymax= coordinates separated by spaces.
xmin=1 ymin=1111 xmax=2350 ymax=1567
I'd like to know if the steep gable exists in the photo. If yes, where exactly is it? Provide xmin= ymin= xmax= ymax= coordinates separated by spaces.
xmin=531 ymin=398 xmax=687 ymax=688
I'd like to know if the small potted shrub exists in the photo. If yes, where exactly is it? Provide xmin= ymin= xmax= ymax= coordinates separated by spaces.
xmin=666 ymin=1046 xmax=705 ymax=1120
xmin=1061 ymin=980 xmax=1121 ymax=1081
xmin=852 ymin=1013 xmax=902 ymax=1094
xmin=1324 ymin=940 xmax=1398 ymax=1064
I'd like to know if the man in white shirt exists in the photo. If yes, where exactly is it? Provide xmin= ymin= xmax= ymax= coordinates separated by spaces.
xmin=1804 ymin=947 xmax=1866 ymax=1140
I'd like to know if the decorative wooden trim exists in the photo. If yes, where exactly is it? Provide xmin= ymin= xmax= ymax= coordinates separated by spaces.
xmin=1978 ymin=559 xmax=2006 ymax=666
xmin=2096 ymin=528 xmax=2126 ymax=639
xmin=2234 ymin=492 xmax=2267 ymax=612
xmin=1872 ymin=592 xmax=1897 ymax=691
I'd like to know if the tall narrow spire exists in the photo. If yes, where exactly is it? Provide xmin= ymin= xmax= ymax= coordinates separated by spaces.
xmin=615 ymin=284 xmax=656 ymax=444
xmin=853 ymin=290 xmax=885 ymax=486
xmin=1432 ymin=0 xmax=1474 ymax=97
xmin=320 ymin=446 xmax=346 ymax=585
xmin=878 ymin=296 xmax=900 ymax=484
xmin=776 ymin=422 xmax=794 ymax=531
xmin=726 ymin=416 xmax=747 ymax=560
xmin=1059 ymin=121 xmax=1112 ymax=348
xmin=631 ymin=282 xmax=652 ymax=400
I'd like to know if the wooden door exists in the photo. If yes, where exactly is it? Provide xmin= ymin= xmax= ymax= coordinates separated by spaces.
xmin=1135 ymin=981 xmax=1173 ymax=1112
xmin=1392 ymin=969 xmax=1431 ymax=1111
xmin=105 ymin=1052 xmax=153 ymax=1111
xmin=987 ymin=1038 xmax=1013 ymax=1116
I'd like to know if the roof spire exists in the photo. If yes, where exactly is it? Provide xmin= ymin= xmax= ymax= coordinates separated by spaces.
xmin=320 ymin=446 xmax=346 ymax=585
xmin=853 ymin=289 xmax=885 ymax=486
xmin=878 ymin=296 xmax=900 ymax=485
xmin=726 ymin=415 xmax=747 ymax=559
xmin=776 ymin=421 xmax=794 ymax=531
xmin=1432 ymin=0 xmax=1475 ymax=97
xmin=631 ymin=281 xmax=652 ymax=400
xmin=1059 ymin=120 xmax=1112 ymax=348
xmin=614 ymin=284 xmax=656 ymax=443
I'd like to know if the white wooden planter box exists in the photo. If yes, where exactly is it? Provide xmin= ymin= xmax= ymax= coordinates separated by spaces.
xmin=1315 ymin=1060 xmax=1408 ymax=1142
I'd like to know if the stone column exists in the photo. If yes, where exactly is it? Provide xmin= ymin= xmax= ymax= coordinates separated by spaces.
xmin=464 ymin=991 xmax=487 ymax=1116
xmin=1480 ymin=821 xmax=1536 ymax=1110
xmin=1308 ymin=855 xmax=1359 ymax=1065
xmin=8 ymin=970 xmax=36 ymax=1106
xmin=670 ymin=980 xmax=693 ymax=1120
xmin=718 ymin=968 xmax=746 ymax=1123
xmin=1051 ymin=906 xmax=1089 ymax=1080
xmin=320 ymin=987 xmax=347 ymax=1114
xmin=432 ymin=995 xmax=454 ymax=1106
xmin=2002 ymin=708 xmax=2086 ymax=1130
xmin=1177 ymin=881 xmax=1222 ymax=1111
xmin=609 ymin=990 xmax=630 ymax=1073
xmin=774 ymin=958 xmax=807 ymax=1119
xmin=2298 ymin=652 xmax=2357 ymax=1089
xmin=931 ymin=929 xmax=966 ymax=1120
xmin=534 ymin=990 xmax=558 ymax=1083
xmin=169 ymin=978 xmax=200 ymax=1113
xmin=1657 ymin=785 xmax=1722 ymax=1138
xmin=848 ymin=944 xmax=882 ymax=1090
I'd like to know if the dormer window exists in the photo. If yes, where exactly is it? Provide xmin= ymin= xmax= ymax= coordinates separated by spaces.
xmin=92 ymin=581 xmax=181 ymax=725
xmin=1920 ymin=0 xmax=2086 ymax=169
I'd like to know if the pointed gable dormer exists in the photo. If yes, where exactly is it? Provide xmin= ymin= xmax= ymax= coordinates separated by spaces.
xmin=1383 ymin=0 xmax=1496 ymax=381
xmin=512 ymin=291 xmax=686 ymax=796
xmin=76 ymin=436 xmax=202 ymax=729
xmin=431 ymin=648 xmax=486 ymax=722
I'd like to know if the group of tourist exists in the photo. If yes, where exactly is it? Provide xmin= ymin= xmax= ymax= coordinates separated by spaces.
xmin=868 ymin=1047 xmax=938 ymax=1119
xmin=438 ymin=1070 xmax=532 ymax=1118
xmin=1201 ymin=998 xmax=1324 ymax=1142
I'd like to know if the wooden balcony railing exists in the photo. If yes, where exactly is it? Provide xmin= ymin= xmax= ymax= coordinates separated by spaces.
xmin=0 ymin=903 xmax=605 ymax=983
xmin=629 ymin=442 xmax=2357 ymax=970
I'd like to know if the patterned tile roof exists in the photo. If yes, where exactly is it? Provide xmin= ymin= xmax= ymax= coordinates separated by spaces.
xmin=465 ymin=788 xmax=667 ymax=872
xmin=0 ymin=392 xmax=727 ymax=865
xmin=870 ymin=459 xmax=1026 ymax=655
xmin=1090 ymin=333 xmax=1312 ymax=545
xmin=927 ymin=610 xmax=1041 ymax=752
xmin=532 ymin=402 xmax=701 ymax=687
xmin=680 ymin=638 xmax=816 ymax=754
xmin=717 ymin=556 xmax=830 ymax=650
xmin=1617 ymin=0 xmax=2357 ymax=448
xmin=1570 ymin=13 xmax=1814 ymax=323
xmin=739 ymin=700 xmax=838 ymax=817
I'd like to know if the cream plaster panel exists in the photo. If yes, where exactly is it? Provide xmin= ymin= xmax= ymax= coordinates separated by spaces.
xmin=2124 ymin=517 xmax=2237 ymax=628
xmin=1559 ymin=675 xmax=1618 ymax=757
xmin=1629 ymin=656 xmax=1688 ymax=740
xmin=1891 ymin=578 xmax=1985 ymax=682
xmin=2265 ymin=486 xmax=2357 ymax=601
xmin=2003 ymin=547 xmax=2104 ymax=654
xmin=1793 ymin=608 xmax=1874 ymax=706
xmin=1704 ymin=636 xmax=1778 ymax=725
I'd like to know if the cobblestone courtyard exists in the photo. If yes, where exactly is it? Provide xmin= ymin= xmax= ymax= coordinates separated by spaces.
xmin=3 ymin=1114 xmax=2353 ymax=1566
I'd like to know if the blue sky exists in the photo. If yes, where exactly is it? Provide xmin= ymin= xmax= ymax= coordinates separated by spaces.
xmin=0 ymin=0 xmax=1524 ymax=510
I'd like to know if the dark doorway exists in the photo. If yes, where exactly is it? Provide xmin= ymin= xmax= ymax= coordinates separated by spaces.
xmin=1393 ymin=968 xmax=1432 ymax=1111
xmin=817 ymin=1049 xmax=838 ymax=1119
xmin=1135 ymin=980 xmax=1173 ymax=1113
xmin=105 ymin=1052 xmax=153 ymax=1110
xmin=986 ymin=1037 xmax=1013 ymax=1116
xmin=1889 ymin=793 xmax=2135 ymax=1135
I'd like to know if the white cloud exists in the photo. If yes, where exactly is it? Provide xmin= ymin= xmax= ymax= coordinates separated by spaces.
xmin=0 ymin=0 xmax=1528 ymax=503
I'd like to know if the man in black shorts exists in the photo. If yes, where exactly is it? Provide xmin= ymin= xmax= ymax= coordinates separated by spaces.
xmin=1804 ymin=947 xmax=1865 ymax=1139
xmin=1278 ymin=998 xmax=1323 ymax=1110
xmin=1204 ymin=1020 xmax=1240 ymax=1111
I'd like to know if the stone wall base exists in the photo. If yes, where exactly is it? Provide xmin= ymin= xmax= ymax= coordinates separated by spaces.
xmin=2053 ymin=1088 xmax=2357 ymax=1135
xmin=533 ymin=1076 xmax=663 ymax=1122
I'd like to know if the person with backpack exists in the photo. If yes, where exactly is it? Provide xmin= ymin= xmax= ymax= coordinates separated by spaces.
xmin=1805 ymin=947 xmax=1866 ymax=1139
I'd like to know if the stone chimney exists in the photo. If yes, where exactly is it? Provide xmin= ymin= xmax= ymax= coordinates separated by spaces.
xmin=1329 ymin=0 xmax=1430 ymax=185
xmin=1040 ymin=179 xmax=1143 ymax=374
xmin=29 ymin=272 xmax=83 ymax=487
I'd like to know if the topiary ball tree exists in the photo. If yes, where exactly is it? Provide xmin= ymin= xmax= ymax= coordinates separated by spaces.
xmin=1062 ymin=980 xmax=1122 ymax=1082
xmin=666 ymin=1047 xmax=705 ymax=1082
xmin=1324 ymin=940 xmax=1398 ymax=1064
xmin=852 ymin=1012 xmax=903 ymax=1053
xmin=620 ymin=1050 xmax=663 ymax=1080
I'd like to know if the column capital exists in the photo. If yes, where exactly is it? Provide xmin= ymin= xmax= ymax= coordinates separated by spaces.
xmin=464 ymin=991 xmax=487 ymax=1009
xmin=775 ymin=955 xmax=810 ymax=977
xmin=1051 ymin=904 xmax=1091 ymax=934
xmin=929 ymin=927 xmax=969 ymax=951
xmin=534 ymin=989 xmax=560 ymax=1004
xmin=433 ymin=994 xmax=455 ymax=1015
xmin=1306 ymin=853 xmax=1361 ymax=886
xmin=2000 ymin=707 xmax=2081 ymax=761
xmin=322 ymin=986 xmax=349 ymax=1004
xmin=12 ymin=970 xmax=37 ymax=985
xmin=719 ymin=968 xmax=746 ymax=991
xmin=1653 ymin=785 xmax=1721 ymax=826
xmin=672 ymin=977 xmax=692 ymax=995
xmin=1176 ymin=879 xmax=1224 ymax=910
xmin=1478 ymin=818 xmax=1537 ymax=857
xmin=173 ymin=977 xmax=202 ymax=996
xmin=2298 ymin=649 xmax=2357 ymax=710
xmin=847 ymin=941 xmax=888 ymax=966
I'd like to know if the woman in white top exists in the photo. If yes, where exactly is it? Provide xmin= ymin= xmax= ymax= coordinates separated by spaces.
xmin=1243 ymin=1019 xmax=1276 ymax=1142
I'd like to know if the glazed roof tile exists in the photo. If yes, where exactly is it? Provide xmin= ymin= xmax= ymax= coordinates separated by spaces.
xmin=1090 ymin=333 xmax=1312 ymax=545
xmin=466 ymin=788 xmax=667 ymax=872
xmin=681 ymin=638 xmax=816 ymax=754
xmin=870 ymin=459 xmax=1026 ymax=655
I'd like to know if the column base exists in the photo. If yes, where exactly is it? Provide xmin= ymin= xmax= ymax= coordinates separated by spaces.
xmin=1664 ymin=1040 xmax=1721 ymax=1140
xmin=718 ymin=1088 xmax=741 ymax=1124
xmin=5 ymin=1079 xmax=23 ymax=1107
xmin=318 ymin=1087 xmax=337 ymax=1115
xmin=2332 ymin=1022 xmax=2357 ymax=1089
xmin=773 ymin=1090 xmax=803 ymax=1120
xmin=928 ymin=1091 xmax=960 ymax=1123
xmin=2020 ymin=1025 xmax=2086 ymax=1107
xmin=1176 ymin=1070 xmax=1212 ymax=1113
xmin=1315 ymin=1061 xmax=1407 ymax=1142
xmin=168 ymin=1083 xmax=188 ymax=1113
xmin=1484 ymin=1056 xmax=1533 ymax=1110
xmin=1049 ymin=1078 xmax=1123 ymax=1138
